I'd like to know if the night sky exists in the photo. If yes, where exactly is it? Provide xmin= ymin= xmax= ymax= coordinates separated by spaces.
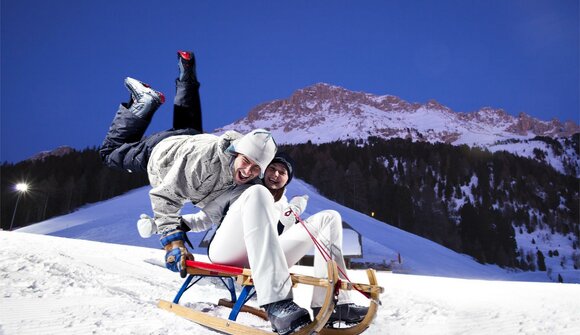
xmin=1 ymin=0 xmax=578 ymax=163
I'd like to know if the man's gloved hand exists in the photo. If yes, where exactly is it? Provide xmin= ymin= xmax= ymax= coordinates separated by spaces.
xmin=137 ymin=214 xmax=157 ymax=238
xmin=279 ymin=195 xmax=309 ymax=227
xmin=160 ymin=231 xmax=194 ymax=278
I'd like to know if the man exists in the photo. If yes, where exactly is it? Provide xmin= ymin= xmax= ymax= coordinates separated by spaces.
xmin=100 ymin=51 xmax=277 ymax=274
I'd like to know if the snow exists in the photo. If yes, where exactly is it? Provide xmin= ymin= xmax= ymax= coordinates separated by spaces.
xmin=514 ymin=227 xmax=580 ymax=283
xmin=2 ymin=231 xmax=580 ymax=335
xmin=4 ymin=178 xmax=580 ymax=334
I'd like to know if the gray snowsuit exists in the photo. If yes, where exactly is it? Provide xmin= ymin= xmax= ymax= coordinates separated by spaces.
xmin=100 ymin=79 xmax=244 ymax=234
xmin=147 ymin=131 xmax=243 ymax=234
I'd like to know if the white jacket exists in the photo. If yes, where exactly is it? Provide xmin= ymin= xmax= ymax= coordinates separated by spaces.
xmin=147 ymin=131 xmax=242 ymax=234
xmin=181 ymin=186 xmax=308 ymax=235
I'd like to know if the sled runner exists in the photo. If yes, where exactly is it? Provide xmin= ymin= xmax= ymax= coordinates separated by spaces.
xmin=158 ymin=259 xmax=383 ymax=335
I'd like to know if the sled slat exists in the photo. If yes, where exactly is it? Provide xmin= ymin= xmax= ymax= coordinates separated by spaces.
xmin=218 ymin=299 xmax=269 ymax=321
xmin=158 ymin=300 xmax=272 ymax=335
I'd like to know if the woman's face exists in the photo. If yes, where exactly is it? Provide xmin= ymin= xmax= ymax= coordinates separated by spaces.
xmin=264 ymin=162 xmax=289 ymax=190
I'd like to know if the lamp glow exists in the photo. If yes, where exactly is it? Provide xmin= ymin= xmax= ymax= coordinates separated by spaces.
xmin=10 ymin=182 xmax=30 ymax=230
xmin=15 ymin=183 xmax=29 ymax=193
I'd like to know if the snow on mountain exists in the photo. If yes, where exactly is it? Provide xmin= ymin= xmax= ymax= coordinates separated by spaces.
xmin=3 ymin=231 xmax=580 ymax=335
xmin=215 ymin=83 xmax=579 ymax=175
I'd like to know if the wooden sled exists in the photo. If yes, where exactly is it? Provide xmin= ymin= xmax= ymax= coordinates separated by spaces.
xmin=158 ymin=259 xmax=383 ymax=335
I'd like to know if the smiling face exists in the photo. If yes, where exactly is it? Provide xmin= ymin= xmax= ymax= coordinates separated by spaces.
xmin=263 ymin=162 xmax=289 ymax=191
xmin=232 ymin=154 xmax=261 ymax=185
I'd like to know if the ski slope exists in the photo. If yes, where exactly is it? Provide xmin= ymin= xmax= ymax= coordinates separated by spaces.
xmin=1 ymin=231 xmax=579 ymax=335
xmin=18 ymin=178 xmax=543 ymax=282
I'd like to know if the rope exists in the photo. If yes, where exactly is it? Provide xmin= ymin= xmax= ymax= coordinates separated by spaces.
xmin=292 ymin=211 xmax=371 ymax=299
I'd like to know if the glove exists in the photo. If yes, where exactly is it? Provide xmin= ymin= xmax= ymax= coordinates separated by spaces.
xmin=160 ymin=231 xmax=194 ymax=278
xmin=290 ymin=195 xmax=308 ymax=214
xmin=279 ymin=195 xmax=309 ymax=227
xmin=137 ymin=214 xmax=157 ymax=238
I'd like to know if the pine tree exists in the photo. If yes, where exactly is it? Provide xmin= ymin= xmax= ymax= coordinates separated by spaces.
xmin=537 ymin=250 xmax=547 ymax=271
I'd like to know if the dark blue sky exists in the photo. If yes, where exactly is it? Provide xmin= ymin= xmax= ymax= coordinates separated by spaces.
xmin=1 ymin=0 xmax=578 ymax=163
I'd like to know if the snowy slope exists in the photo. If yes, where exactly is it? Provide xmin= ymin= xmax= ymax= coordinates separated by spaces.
xmin=20 ymin=178 xmax=520 ymax=281
xmin=2 ymin=231 xmax=580 ymax=335
xmin=18 ymin=177 xmax=580 ymax=283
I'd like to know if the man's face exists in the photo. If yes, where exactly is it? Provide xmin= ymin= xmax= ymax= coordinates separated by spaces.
xmin=263 ymin=162 xmax=289 ymax=190
xmin=232 ymin=154 xmax=261 ymax=185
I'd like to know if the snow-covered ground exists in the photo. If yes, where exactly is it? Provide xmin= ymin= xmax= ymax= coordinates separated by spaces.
xmin=2 ymin=231 xmax=580 ymax=335
xmin=4 ymin=178 xmax=580 ymax=334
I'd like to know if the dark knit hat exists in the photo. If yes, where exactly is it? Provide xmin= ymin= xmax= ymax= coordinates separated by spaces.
xmin=270 ymin=152 xmax=294 ymax=184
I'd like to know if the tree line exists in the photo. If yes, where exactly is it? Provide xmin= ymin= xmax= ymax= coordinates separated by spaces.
xmin=1 ymin=147 xmax=148 ymax=230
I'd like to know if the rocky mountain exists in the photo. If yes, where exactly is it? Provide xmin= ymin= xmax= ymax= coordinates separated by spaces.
xmin=27 ymin=145 xmax=75 ymax=162
xmin=216 ymin=83 xmax=579 ymax=176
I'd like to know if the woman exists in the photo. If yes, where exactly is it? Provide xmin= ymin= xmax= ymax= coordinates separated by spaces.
xmin=241 ymin=152 xmax=370 ymax=325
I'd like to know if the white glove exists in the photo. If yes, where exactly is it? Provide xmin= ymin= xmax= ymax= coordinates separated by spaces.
xmin=290 ymin=195 xmax=308 ymax=214
xmin=137 ymin=213 xmax=157 ymax=238
xmin=279 ymin=195 xmax=309 ymax=228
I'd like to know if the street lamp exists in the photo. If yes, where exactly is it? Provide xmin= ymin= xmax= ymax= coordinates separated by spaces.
xmin=9 ymin=182 xmax=29 ymax=231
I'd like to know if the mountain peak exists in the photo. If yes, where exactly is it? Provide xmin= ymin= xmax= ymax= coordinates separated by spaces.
xmin=221 ymin=82 xmax=579 ymax=139
xmin=215 ymin=83 xmax=580 ymax=175
xmin=27 ymin=146 xmax=75 ymax=162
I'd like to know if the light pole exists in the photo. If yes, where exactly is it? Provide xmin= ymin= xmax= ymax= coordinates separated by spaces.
xmin=9 ymin=182 xmax=29 ymax=231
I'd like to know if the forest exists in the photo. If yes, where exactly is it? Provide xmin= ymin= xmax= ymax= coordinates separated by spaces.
xmin=282 ymin=136 xmax=579 ymax=269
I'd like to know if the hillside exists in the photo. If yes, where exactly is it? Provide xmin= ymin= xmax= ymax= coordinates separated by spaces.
xmin=17 ymin=178 xmax=579 ymax=283
xmin=282 ymin=139 xmax=579 ymax=281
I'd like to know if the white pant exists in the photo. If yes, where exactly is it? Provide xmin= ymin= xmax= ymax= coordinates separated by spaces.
xmin=208 ymin=185 xmax=352 ymax=307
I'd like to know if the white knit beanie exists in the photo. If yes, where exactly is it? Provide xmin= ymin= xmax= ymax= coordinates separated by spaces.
xmin=232 ymin=129 xmax=277 ymax=177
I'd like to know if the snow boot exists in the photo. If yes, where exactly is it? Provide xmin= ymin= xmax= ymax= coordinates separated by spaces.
xmin=264 ymin=299 xmax=311 ymax=335
xmin=174 ymin=50 xmax=202 ymax=131
xmin=312 ymin=303 xmax=368 ymax=325
xmin=124 ymin=77 xmax=165 ymax=119
xmin=177 ymin=50 xmax=197 ymax=83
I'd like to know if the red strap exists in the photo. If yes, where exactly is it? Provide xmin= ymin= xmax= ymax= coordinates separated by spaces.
xmin=185 ymin=260 xmax=244 ymax=275
xmin=293 ymin=211 xmax=371 ymax=299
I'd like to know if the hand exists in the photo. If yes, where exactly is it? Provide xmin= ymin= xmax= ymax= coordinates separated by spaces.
xmin=279 ymin=195 xmax=309 ymax=227
xmin=165 ymin=244 xmax=194 ymax=277
xmin=289 ymin=195 xmax=309 ymax=215
xmin=160 ymin=231 xmax=193 ymax=278
xmin=137 ymin=214 xmax=157 ymax=238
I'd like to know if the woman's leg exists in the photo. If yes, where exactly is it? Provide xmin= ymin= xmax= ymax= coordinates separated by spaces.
xmin=278 ymin=210 xmax=353 ymax=308
xmin=173 ymin=51 xmax=203 ymax=132
xmin=208 ymin=185 xmax=293 ymax=306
